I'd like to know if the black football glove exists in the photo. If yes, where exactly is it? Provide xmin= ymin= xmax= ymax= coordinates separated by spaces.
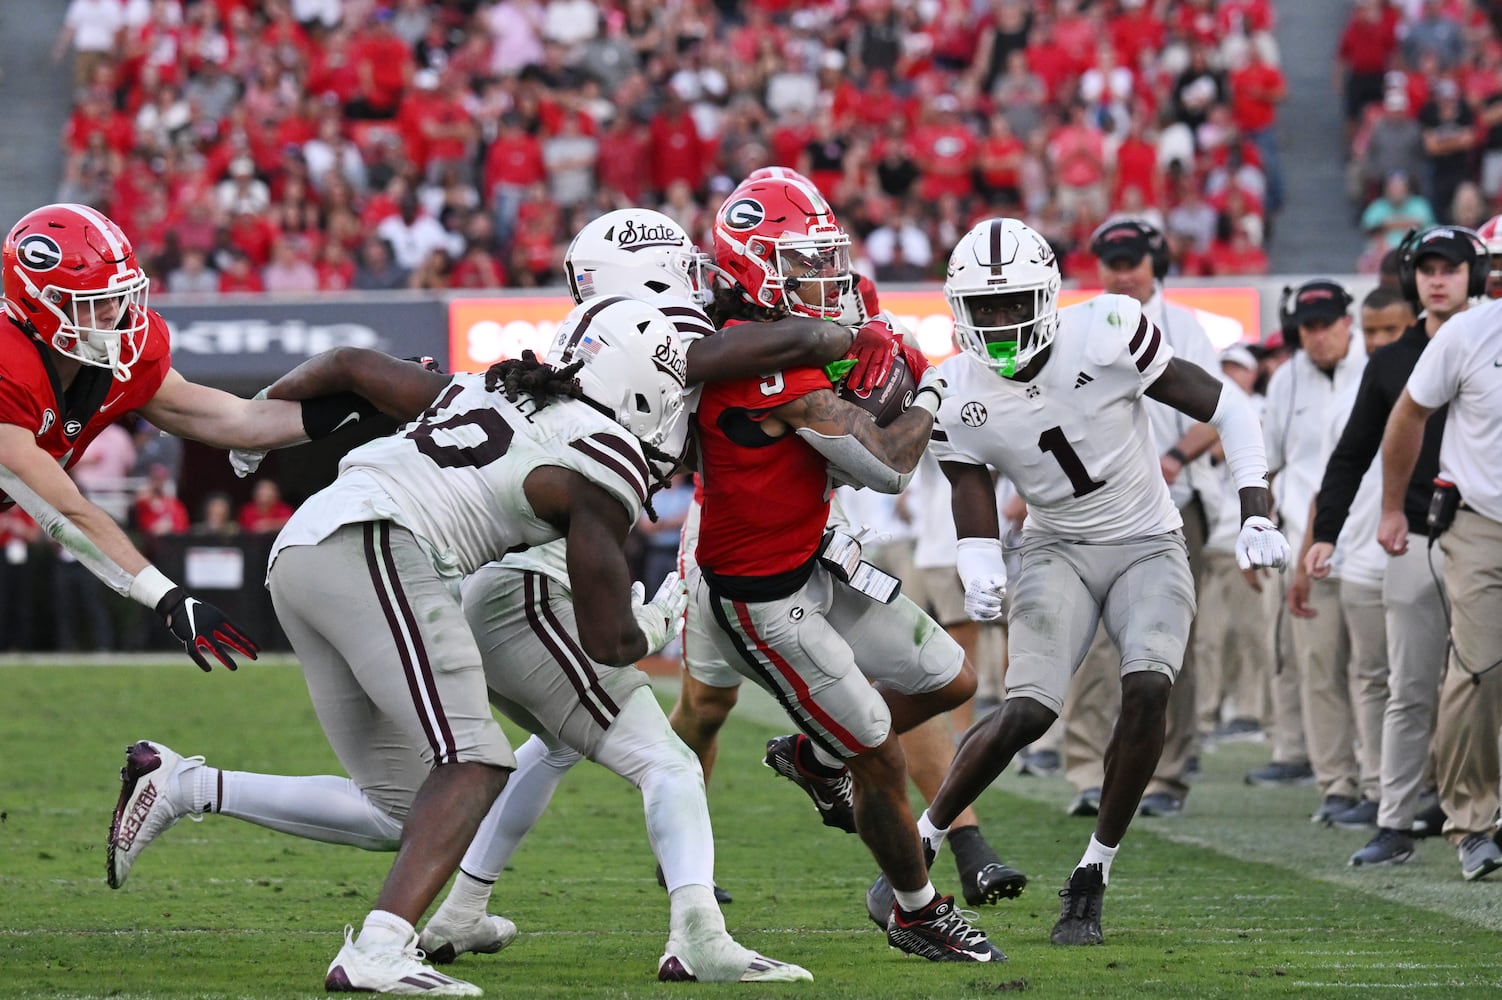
xmin=156 ymin=588 xmax=259 ymax=672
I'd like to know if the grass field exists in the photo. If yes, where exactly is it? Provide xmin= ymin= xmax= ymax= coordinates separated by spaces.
xmin=4 ymin=657 xmax=1501 ymax=999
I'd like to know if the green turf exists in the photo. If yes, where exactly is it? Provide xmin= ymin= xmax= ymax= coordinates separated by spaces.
xmin=2 ymin=660 xmax=1500 ymax=998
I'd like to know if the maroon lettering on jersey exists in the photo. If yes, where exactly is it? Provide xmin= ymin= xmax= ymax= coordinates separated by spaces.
xmin=694 ymin=365 xmax=834 ymax=577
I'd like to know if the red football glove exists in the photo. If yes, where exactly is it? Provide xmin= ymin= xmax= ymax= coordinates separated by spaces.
xmin=897 ymin=340 xmax=931 ymax=381
xmin=845 ymin=318 xmax=898 ymax=393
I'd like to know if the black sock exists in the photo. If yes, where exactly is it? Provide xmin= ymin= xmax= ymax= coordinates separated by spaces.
xmin=948 ymin=824 xmax=1000 ymax=874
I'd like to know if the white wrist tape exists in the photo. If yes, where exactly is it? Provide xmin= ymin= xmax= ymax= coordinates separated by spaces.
xmin=127 ymin=565 xmax=178 ymax=609
xmin=955 ymin=536 xmax=1006 ymax=590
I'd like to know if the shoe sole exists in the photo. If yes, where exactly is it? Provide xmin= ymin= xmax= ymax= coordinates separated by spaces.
xmin=1350 ymin=850 xmax=1415 ymax=867
xmin=963 ymin=869 xmax=1028 ymax=906
xmin=1462 ymin=858 xmax=1502 ymax=881
xmin=106 ymin=741 xmax=169 ymax=890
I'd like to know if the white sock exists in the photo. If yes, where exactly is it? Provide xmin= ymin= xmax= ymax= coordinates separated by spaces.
xmin=1078 ymin=835 xmax=1119 ymax=884
xmin=893 ymin=881 xmax=939 ymax=913
xmin=433 ymin=870 xmax=495 ymax=924
xmin=356 ymin=909 xmax=414 ymax=951
xmin=917 ymin=810 xmax=949 ymax=857
xmin=668 ymin=884 xmax=726 ymax=943
xmin=595 ymin=689 xmax=715 ymax=892
xmin=457 ymin=734 xmax=580 ymax=882
xmin=806 ymin=740 xmax=845 ymax=773
xmin=218 ymin=771 xmax=403 ymax=850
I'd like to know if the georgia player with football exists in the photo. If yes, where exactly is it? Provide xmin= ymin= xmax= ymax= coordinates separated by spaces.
xmin=689 ymin=175 xmax=1004 ymax=962
xmin=908 ymin=219 xmax=1289 ymax=947
xmin=0 ymin=203 xmax=376 ymax=671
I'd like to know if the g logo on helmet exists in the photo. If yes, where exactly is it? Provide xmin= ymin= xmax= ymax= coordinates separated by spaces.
xmin=722 ymin=198 xmax=765 ymax=231
xmin=16 ymin=234 xmax=62 ymax=272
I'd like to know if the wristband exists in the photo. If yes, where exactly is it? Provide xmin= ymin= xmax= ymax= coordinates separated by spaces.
xmin=913 ymin=386 xmax=943 ymax=416
xmin=127 ymin=565 xmax=178 ymax=609
xmin=301 ymin=393 xmax=382 ymax=439
xmin=1166 ymin=446 xmax=1189 ymax=466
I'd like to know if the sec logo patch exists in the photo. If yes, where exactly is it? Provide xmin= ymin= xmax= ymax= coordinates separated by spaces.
xmin=960 ymin=401 xmax=988 ymax=427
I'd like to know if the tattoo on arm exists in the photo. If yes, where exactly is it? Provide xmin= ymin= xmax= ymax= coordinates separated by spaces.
xmin=775 ymin=388 xmax=932 ymax=471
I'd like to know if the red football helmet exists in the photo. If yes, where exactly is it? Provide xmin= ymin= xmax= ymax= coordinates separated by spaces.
xmin=713 ymin=176 xmax=852 ymax=319
xmin=2 ymin=203 xmax=151 ymax=380
xmin=1476 ymin=213 xmax=1502 ymax=297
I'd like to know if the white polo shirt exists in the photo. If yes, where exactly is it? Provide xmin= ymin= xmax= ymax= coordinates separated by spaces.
xmin=1406 ymin=299 xmax=1502 ymax=523
xmin=1262 ymin=333 xmax=1368 ymax=544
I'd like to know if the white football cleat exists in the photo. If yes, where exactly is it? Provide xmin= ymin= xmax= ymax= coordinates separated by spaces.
xmin=418 ymin=912 xmax=518 ymax=964
xmin=657 ymin=933 xmax=813 ymax=983
xmin=107 ymin=739 xmax=203 ymax=889
xmin=325 ymin=926 xmax=482 ymax=995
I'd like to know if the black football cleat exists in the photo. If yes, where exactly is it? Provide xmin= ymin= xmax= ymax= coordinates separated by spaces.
xmin=1050 ymin=864 xmax=1106 ymax=946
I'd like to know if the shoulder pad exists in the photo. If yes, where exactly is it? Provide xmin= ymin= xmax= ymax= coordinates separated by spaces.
xmin=1083 ymin=294 xmax=1144 ymax=368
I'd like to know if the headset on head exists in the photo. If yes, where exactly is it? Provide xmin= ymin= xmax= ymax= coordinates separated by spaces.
xmin=1275 ymin=279 xmax=1355 ymax=351
xmin=1396 ymin=225 xmax=1488 ymax=305
xmin=1089 ymin=218 xmax=1170 ymax=281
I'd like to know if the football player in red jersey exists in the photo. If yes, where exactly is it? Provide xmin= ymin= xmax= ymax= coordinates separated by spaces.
xmin=690 ymin=176 xmax=1004 ymax=962
xmin=0 ymin=203 xmax=372 ymax=669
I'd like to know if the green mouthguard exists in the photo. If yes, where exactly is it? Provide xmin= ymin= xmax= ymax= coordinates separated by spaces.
xmin=986 ymin=341 xmax=1019 ymax=376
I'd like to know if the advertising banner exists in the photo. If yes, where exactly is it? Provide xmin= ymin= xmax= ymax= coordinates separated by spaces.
xmin=446 ymin=287 xmax=1262 ymax=372
xmin=154 ymin=296 xmax=447 ymax=387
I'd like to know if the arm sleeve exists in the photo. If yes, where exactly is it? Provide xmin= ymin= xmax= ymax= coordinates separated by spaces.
xmin=0 ymin=465 xmax=136 ymax=597
xmin=1311 ymin=362 xmax=1391 ymax=543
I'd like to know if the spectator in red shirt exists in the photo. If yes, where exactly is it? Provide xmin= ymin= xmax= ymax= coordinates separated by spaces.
xmin=315 ymin=241 xmax=356 ymax=291
xmin=1112 ymin=112 xmax=1164 ymax=211
xmin=399 ymin=69 xmax=478 ymax=185
xmin=912 ymin=94 xmax=978 ymax=201
xmin=306 ymin=27 xmax=361 ymax=106
xmin=649 ymin=90 xmax=707 ymax=198
xmin=483 ymin=112 xmax=545 ymax=246
xmin=1205 ymin=217 xmax=1269 ymax=275
xmin=595 ymin=109 xmax=651 ymax=203
xmin=1024 ymin=16 xmax=1078 ymax=104
xmin=1228 ymin=41 xmax=1287 ymax=211
xmin=347 ymin=8 xmax=413 ymax=120
xmin=132 ymin=464 xmax=190 ymax=542
xmin=218 ymin=248 xmax=266 ymax=293
xmin=238 ymin=479 xmax=294 ymax=535
xmin=1048 ymin=102 xmax=1108 ymax=222
xmin=1338 ymin=0 xmax=1400 ymax=128
xmin=976 ymin=111 xmax=1025 ymax=208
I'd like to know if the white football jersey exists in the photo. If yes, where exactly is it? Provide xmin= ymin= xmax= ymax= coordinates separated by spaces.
xmin=272 ymin=374 xmax=651 ymax=579
xmin=931 ymin=293 xmax=1182 ymax=542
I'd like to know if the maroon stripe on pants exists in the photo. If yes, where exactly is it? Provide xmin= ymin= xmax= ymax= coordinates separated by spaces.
xmin=522 ymin=572 xmax=613 ymax=729
xmin=363 ymin=522 xmax=451 ymax=764
xmin=537 ymin=575 xmax=620 ymax=718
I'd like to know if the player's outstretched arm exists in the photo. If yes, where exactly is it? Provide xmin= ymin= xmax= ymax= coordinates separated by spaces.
xmin=942 ymin=460 xmax=1008 ymax=623
xmin=527 ymin=466 xmax=651 ymax=666
xmin=0 ymin=426 xmax=256 ymax=669
xmin=1147 ymin=358 xmax=1271 ymax=514
xmin=141 ymin=350 xmax=449 ymax=451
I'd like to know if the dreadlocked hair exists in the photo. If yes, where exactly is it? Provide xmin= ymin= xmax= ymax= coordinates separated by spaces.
xmin=707 ymin=283 xmax=786 ymax=329
xmin=485 ymin=351 xmax=681 ymax=523
xmin=484 ymin=350 xmax=582 ymax=408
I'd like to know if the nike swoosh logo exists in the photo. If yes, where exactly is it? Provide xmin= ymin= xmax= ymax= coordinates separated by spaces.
xmin=332 ymin=412 xmax=362 ymax=432
xmin=99 ymin=397 xmax=120 ymax=412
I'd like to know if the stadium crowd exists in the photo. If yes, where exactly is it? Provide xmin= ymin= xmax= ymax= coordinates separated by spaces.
xmin=56 ymin=0 xmax=1296 ymax=293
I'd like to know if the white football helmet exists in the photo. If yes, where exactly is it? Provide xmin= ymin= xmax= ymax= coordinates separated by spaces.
xmin=564 ymin=209 xmax=713 ymax=306
xmin=945 ymin=218 xmax=1061 ymax=377
xmin=545 ymin=295 xmax=688 ymax=452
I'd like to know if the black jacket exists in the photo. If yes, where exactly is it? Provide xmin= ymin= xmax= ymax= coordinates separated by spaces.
xmin=1312 ymin=322 xmax=1447 ymax=543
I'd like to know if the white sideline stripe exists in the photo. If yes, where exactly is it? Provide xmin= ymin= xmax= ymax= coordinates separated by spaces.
xmin=0 ymin=653 xmax=304 ymax=669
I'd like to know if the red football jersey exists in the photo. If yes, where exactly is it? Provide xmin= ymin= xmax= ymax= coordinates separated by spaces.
xmin=0 ymin=312 xmax=172 ymax=485
xmin=694 ymin=365 xmax=834 ymax=579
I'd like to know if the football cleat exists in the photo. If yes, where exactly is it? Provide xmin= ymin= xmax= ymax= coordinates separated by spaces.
xmin=762 ymin=735 xmax=856 ymax=834
xmin=418 ymin=913 xmax=518 ymax=965
xmin=962 ymin=862 xmax=1029 ymax=906
xmin=886 ymin=894 xmax=1004 ymax=962
xmin=106 ymin=739 xmax=202 ymax=889
xmin=1050 ymin=864 xmax=1106 ymax=946
xmin=325 ymin=926 xmax=481 ymax=995
xmin=657 ymin=934 xmax=812 ymax=983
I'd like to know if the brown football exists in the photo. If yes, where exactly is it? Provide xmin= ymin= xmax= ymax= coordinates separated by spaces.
xmin=837 ymin=350 xmax=917 ymax=427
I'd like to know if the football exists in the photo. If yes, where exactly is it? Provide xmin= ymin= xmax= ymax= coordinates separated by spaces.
xmin=837 ymin=348 xmax=917 ymax=427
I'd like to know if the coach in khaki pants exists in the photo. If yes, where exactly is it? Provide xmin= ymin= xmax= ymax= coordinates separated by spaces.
xmin=1381 ymin=295 xmax=1502 ymax=880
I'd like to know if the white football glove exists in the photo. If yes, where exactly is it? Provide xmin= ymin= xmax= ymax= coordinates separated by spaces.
xmin=917 ymin=367 xmax=952 ymax=400
xmin=229 ymin=386 xmax=272 ymax=478
xmin=631 ymin=572 xmax=689 ymax=656
xmin=963 ymin=575 xmax=1007 ymax=622
xmin=1236 ymin=515 xmax=1290 ymax=571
